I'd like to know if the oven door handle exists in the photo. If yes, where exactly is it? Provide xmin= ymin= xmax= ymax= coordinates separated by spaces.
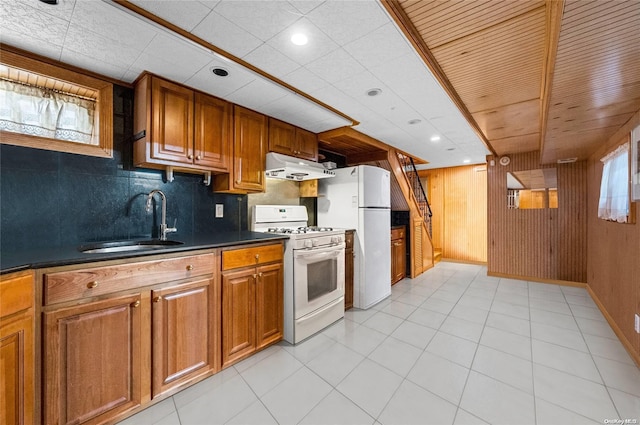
xmin=297 ymin=297 xmax=344 ymax=323
xmin=294 ymin=250 xmax=342 ymax=262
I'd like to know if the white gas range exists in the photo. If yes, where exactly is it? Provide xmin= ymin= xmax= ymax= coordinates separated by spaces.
xmin=251 ymin=205 xmax=345 ymax=344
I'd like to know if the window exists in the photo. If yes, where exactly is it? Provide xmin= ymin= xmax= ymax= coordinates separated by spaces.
xmin=0 ymin=46 xmax=113 ymax=158
xmin=598 ymin=142 xmax=630 ymax=223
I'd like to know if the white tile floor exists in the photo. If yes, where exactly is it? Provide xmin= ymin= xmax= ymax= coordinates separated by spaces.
xmin=118 ymin=262 xmax=640 ymax=425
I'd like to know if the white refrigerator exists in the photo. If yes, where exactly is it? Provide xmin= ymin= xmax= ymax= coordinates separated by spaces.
xmin=317 ymin=165 xmax=391 ymax=309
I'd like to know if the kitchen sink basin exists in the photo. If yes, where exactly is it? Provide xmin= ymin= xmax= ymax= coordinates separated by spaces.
xmin=79 ymin=239 xmax=184 ymax=254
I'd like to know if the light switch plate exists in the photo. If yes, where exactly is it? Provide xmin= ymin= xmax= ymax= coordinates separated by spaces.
xmin=635 ymin=314 xmax=640 ymax=334
xmin=215 ymin=204 xmax=224 ymax=218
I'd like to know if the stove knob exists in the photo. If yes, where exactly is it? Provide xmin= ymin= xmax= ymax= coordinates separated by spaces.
xmin=304 ymin=240 xmax=313 ymax=249
xmin=312 ymin=239 xmax=319 ymax=247
xmin=331 ymin=236 xmax=341 ymax=244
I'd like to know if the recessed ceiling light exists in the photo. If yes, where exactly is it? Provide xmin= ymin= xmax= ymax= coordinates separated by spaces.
xmin=430 ymin=135 xmax=441 ymax=142
xmin=446 ymin=148 xmax=455 ymax=151
xmin=366 ymin=88 xmax=382 ymax=97
xmin=291 ymin=33 xmax=308 ymax=46
xmin=211 ymin=67 xmax=229 ymax=77
xmin=408 ymin=119 xmax=421 ymax=125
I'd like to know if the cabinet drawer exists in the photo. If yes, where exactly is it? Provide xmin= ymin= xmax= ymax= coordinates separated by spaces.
xmin=391 ymin=227 xmax=405 ymax=241
xmin=0 ymin=272 xmax=34 ymax=318
xmin=222 ymin=244 xmax=283 ymax=271
xmin=44 ymin=253 xmax=215 ymax=305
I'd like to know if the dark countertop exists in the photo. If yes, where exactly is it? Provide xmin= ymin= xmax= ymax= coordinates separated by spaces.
xmin=1 ymin=231 xmax=289 ymax=274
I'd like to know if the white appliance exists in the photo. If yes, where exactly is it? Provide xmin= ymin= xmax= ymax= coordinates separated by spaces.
xmin=265 ymin=152 xmax=336 ymax=181
xmin=317 ymin=165 xmax=391 ymax=309
xmin=251 ymin=205 xmax=345 ymax=344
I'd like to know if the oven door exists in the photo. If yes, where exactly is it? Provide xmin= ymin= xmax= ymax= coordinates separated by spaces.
xmin=293 ymin=243 xmax=345 ymax=319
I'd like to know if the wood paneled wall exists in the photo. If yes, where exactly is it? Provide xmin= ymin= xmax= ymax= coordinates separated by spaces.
xmin=422 ymin=165 xmax=487 ymax=263
xmin=586 ymin=110 xmax=640 ymax=363
xmin=486 ymin=151 xmax=587 ymax=282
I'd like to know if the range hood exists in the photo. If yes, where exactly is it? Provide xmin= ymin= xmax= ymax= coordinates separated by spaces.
xmin=265 ymin=152 xmax=335 ymax=181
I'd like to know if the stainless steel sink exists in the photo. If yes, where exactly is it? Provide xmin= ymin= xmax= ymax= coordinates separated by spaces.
xmin=79 ymin=239 xmax=184 ymax=254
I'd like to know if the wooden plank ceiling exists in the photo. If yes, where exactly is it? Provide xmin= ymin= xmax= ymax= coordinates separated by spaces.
xmin=386 ymin=0 xmax=640 ymax=164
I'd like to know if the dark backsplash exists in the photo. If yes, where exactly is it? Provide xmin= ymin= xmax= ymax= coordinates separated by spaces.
xmin=0 ymin=85 xmax=246 ymax=253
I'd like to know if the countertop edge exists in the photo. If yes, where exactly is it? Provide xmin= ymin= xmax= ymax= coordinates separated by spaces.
xmin=1 ymin=233 xmax=289 ymax=275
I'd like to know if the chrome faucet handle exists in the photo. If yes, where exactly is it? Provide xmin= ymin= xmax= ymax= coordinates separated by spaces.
xmin=165 ymin=218 xmax=177 ymax=235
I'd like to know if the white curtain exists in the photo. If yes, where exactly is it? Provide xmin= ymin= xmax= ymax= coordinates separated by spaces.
xmin=598 ymin=143 xmax=630 ymax=223
xmin=0 ymin=79 xmax=96 ymax=144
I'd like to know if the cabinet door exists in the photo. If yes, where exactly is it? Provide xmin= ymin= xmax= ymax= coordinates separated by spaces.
xmin=295 ymin=128 xmax=318 ymax=161
xmin=194 ymin=93 xmax=231 ymax=171
xmin=233 ymin=106 xmax=267 ymax=192
xmin=391 ymin=239 xmax=406 ymax=284
xmin=255 ymin=263 xmax=283 ymax=350
xmin=268 ymin=118 xmax=295 ymax=156
xmin=151 ymin=77 xmax=194 ymax=164
xmin=43 ymin=294 xmax=144 ymax=425
xmin=222 ymin=268 xmax=256 ymax=368
xmin=152 ymin=279 xmax=215 ymax=398
xmin=1 ymin=314 xmax=34 ymax=425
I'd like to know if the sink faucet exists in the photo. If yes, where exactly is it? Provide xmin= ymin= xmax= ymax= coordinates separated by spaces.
xmin=145 ymin=190 xmax=177 ymax=241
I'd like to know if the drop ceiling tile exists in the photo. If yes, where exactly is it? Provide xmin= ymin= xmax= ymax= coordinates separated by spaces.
xmin=131 ymin=0 xmax=213 ymax=32
xmin=184 ymin=59 xmax=256 ymax=98
xmin=308 ymin=85 xmax=369 ymax=121
xmin=60 ymin=48 xmax=130 ymax=82
xmin=144 ymin=33 xmax=212 ymax=73
xmin=242 ymin=44 xmax=300 ymax=78
xmin=24 ymin=0 xmax=76 ymax=22
xmin=266 ymin=17 xmax=339 ymax=66
xmin=305 ymin=48 xmax=366 ymax=85
xmin=192 ymin=11 xmax=262 ymax=58
xmin=71 ymin=1 xmax=157 ymax=50
xmin=63 ymin=24 xmax=143 ymax=70
xmin=226 ymin=78 xmax=288 ymax=111
xmin=1 ymin=1 xmax=69 ymax=51
xmin=213 ymin=1 xmax=300 ymax=42
xmin=0 ymin=31 xmax=63 ymax=62
xmin=332 ymin=70 xmax=387 ymax=102
xmin=283 ymin=66 xmax=329 ymax=94
xmin=343 ymin=22 xmax=411 ymax=70
xmin=127 ymin=52 xmax=198 ymax=85
xmin=306 ymin=0 xmax=389 ymax=46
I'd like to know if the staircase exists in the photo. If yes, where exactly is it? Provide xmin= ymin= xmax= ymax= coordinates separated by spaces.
xmin=396 ymin=153 xmax=433 ymax=238
xmin=387 ymin=151 xmax=435 ymax=277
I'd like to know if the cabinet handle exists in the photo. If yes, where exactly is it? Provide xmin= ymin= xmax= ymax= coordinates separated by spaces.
xmin=188 ymin=154 xmax=194 ymax=160
xmin=255 ymin=254 xmax=259 ymax=262
xmin=196 ymin=155 xmax=201 ymax=160
xmin=153 ymin=296 xmax=163 ymax=303
xmin=131 ymin=300 xmax=140 ymax=308
xmin=87 ymin=281 xmax=98 ymax=289
xmin=253 ymin=274 xmax=258 ymax=279
xmin=258 ymin=272 xmax=263 ymax=277
xmin=186 ymin=264 xmax=194 ymax=271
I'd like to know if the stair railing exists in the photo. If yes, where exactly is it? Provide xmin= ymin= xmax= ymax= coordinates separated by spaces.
xmin=397 ymin=153 xmax=433 ymax=237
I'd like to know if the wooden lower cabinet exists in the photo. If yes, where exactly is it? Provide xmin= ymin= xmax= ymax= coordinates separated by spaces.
xmin=344 ymin=230 xmax=355 ymax=310
xmin=391 ymin=226 xmax=406 ymax=285
xmin=43 ymin=294 xmax=144 ymax=425
xmin=221 ymin=242 xmax=284 ymax=368
xmin=0 ymin=270 xmax=35 ymax=425
xmin=39 ymin=251 xmax=219 ymax=424
xmin=151 ymin=278 xmax=217 ymax=398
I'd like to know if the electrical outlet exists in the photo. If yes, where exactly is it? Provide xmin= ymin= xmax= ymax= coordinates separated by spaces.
xmin=635 ymin=314 xmax=640 ymax=334
xmin=215 ymin=204 xmax=224 ymax=218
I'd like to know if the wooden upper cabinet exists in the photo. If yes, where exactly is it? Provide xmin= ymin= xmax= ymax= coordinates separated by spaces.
xmin=268 ymin=118 xmax=318 ymax=161
xmin=194 ymin=93 xmax=231 ymax=170
xmin=295 ymin=128 xmax=318 ymax=161
xmin=150 ymin=77 xmax=194 ymax=164
xmin=134 ymin=73 xmax=230 ymax=173
xmin=219 ymin=105 xmax=267 ymax=193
